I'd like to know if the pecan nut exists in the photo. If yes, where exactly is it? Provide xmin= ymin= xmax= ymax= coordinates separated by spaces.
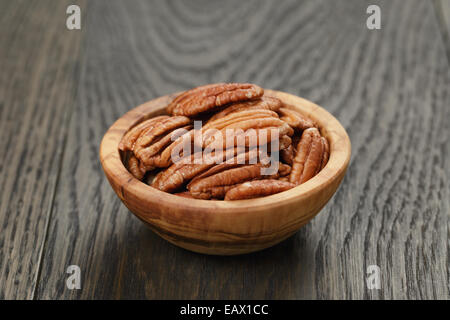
xmin=151 ymin=161 xmax=215 ymax=193
xmin=136 ymin=125 xmax=193 ymax=169
xmin=289 ymin=127 xmax=328 ymax=184
xmin=208 ymin=96 xmax=282 ymax=122
xmin=125 ymin=154 xmax=147 ymax=180
xmin=280 ymin=144 xmax=294 ymax=165
xmin=119 ymin=115 xmax=169 ymax=151
xmin=134 ymin=116 xmax=191 ymax=154
xmin=131 ymin=116 xmax=191 ymax=168
xmin=224 ymin=179 xmax=296 ymax=200
xmin=167 ymin=83 xmax=264 ymax=117
xmin=119 ymin=116 xmax=193 ymax=180
xmin=151 ymin=148 xmax=240 ymax=192
xmin=187 ymin=163 xmax=268 ymax=199
xmin=186 ymin=151 xmax=287 ymax=199
xmin=204 ymin=109 xmax=279 ymax=131
xmin=320 ymin=136 xmax=329 ymax=170
xmin=277 ymin=163 xmax=291 ymax=177
xmin=204 ymin=125 xmax=293 ymax=151
xmin=278 ymin=108 xmax=315 ymax=131
xmin=202 ymin=108 xmax=293 ymax=150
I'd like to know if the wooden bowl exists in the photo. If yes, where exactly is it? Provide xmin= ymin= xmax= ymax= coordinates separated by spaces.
xmin=99 ymin=90 xmax=351 ymax=255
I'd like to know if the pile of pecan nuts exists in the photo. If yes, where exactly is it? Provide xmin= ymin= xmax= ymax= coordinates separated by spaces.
xmin=119 ymin=83 xmax=329 ymax=200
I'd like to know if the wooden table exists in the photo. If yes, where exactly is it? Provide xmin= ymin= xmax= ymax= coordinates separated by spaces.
xmin=1 ymin=0 xmax=449 ymax=300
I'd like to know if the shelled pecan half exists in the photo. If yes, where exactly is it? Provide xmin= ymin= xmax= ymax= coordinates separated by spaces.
xmin=119 ymin=115 xmax=170 ymax=151
xmin=204 ymin=125 xmax=293 ymax=151
xmin=186 ymin=151 xmax=288 ymax=199
xmin=280 ymin=144 xmax=294 ymax=165
xmin=277 ymin=163 xmax=291 ymax=177
xmin=151 ymin=148 xmax=241 ymax=193
xmin=167 ymin=83 xmax=264 ymax=117
xmin=136 ymin=125 xmax=193 ymax=170
xmin=133 ymin=116 xmax=191 ymax=156
xmin=151 ymin=162 xmax=214 ymax=193
xmin=204 ymin=109 xmax=279 ymax=130
xmin=208 ymin=96 xmax=282 ymax=122
xmin=224 ymin=180 xmax=296 ymax=200
xmin=187 ymin=163 xmax=269 ymax=200
xmin=201 ymin=108 xmax=294 ymax=150
xmin=278 ymin=108 xmax=315 ymax=131
xmin=131 ymin=116 xmax=192 ymax=168
xmin=289 ymin=127 xmax=329 ymax=185
xmin=320 ymin=136 xmax=330 ymax=170
xmin=125 ymin=154 xmax=147 ymax=180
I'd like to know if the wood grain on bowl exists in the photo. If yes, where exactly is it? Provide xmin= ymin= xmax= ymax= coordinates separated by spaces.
xmin=99 ymin=90 xmax=351 ymax=255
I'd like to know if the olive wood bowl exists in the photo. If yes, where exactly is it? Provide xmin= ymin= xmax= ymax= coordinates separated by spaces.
xmin=99 ymin=90 xmax=351 ymax=255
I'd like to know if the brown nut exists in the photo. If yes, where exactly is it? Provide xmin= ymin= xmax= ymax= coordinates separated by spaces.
xmin=164 ymin=109 xmax=283 ymax=152
xmin=151 ymin=148 xmax=241 ymax=193
xmin=186 ymin=148 xmax=287 ymax=200
xmin=167 ymin=83 xmax=264 ymax=117
xmin=204 ymin=109 xmax=280 ymax=130
xmin=151 ymin=160 xmax=215 ymax=193
xmin=134 ymin=116 xmax=191 ymax=153
xmin=224 ymin=179 xmax=296 ymax=200
xmin=119 ymin=115 xmax=170 ymax=151
xmin=204 ymin=124 xmax=293 ymax=150
xmin=187 ymin=163 xmax=268 ymax=200
xmin=132 ymin=116 xmax=192 ymax=168
xmin=201 ymin=108 xmax=293 ymax=150
xmin=278 ymin=108 xmax=315 ymax=131
xmin=281 ymin=144 xmax=294 ymax=165
xmin=136 ymin=125 xmax=193 ymax=169
xmin=290 ymin=127 xmax=327 ymax=185
xmin=320 ymin=136 xmax=330 ymax=170
xmin=208 ymin=96 xmax=282 ymax=122
xmin=126 ymin=154 xmax=147 ymax=180
xmin=278 ymin=163 xmax=291 ymax=177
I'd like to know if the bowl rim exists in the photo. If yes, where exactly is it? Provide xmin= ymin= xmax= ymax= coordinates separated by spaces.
xmin=99 ymin=89 xmax=351 ymax=214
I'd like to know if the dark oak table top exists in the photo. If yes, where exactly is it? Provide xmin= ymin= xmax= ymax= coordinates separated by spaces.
xmin=1 ymin=0 xmax=449 ymax=299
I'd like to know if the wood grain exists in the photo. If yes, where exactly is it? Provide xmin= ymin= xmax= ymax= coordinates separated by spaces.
xmin=2 ymin=0 xmax=447 ymax=299
xmin=0 ymin=0 xmax=85 ymax=299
